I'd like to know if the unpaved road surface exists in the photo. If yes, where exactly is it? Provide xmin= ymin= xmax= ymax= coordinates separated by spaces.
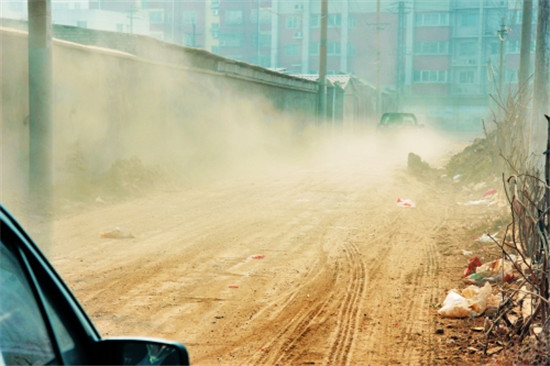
xmin=49 ymin=138 xmax=497 ymax=365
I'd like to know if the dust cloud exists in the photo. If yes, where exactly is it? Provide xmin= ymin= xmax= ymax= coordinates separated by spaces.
xmin=2 ymin=33 xmax=470 ymax=233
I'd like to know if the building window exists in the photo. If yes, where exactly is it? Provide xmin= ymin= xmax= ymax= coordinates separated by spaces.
xmin=507 ymin=39 xmax=520 ymax=53
xmin=250 ymin=9 xmax=272 ymax=24
xmin=458 ymin=70 xmax=475 ymax=84
xmin=285 ymin=43 xmax=300 ymax=57
xmin=348 ymin=43 xmax=356 ymax=57
xmin=327 ymin=41 xmax=341 ymax=55
xmin=53 ymin=2 xmax=69 ymax=10
xmin=149 ymin=9 xmax=164 ymax=24
xmin=259 ymin=33 xmax=271 ymax=48
xmin=219 ymin=33 xmax=243 ymax=47
xmin=286 ymin=15 xmax=301 ymax=29
xmin=310 ymin=14 xmax=320 ymax=28
xmin=348 ymin=15 xmax=356 ymax=28
xmin=328 ymin=14 xmax=341 ymax=27
xmin=225 ymin=9 xmax=243 ymax=25
xmin=506 ymin=69 xmax=518 ymax=83
xmin=459 ymin=11 xmax=478 ymax=27
xmin=413 ymin=70 xmax=448 ymax=83
xmin=415 ymin=12 xmax=449 ymax=26
xmin=184 ymin=34 xmax=195 ymax=47
xmin=309 ymin=14 xmax=341 ymax=28
xmin=488 ymin=41 xmax=499 ymax=55
xmin=9 ymin=2 xmax=24 ymax=11
xmin=457 ymin=41 xmax=476 ymax=56
xmin=310 ymin=42 xmax=319 ymax=56
xmin=183 ymin=11 xmax=197 ymax=25
xmin=414 ymin=41 xmax=449 ymax=54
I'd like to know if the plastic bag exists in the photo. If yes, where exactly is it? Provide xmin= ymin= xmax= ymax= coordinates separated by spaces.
xmin=465 ymin=258 xmax=515 ymax=285
xmin=463 ymin=256 xmax=482 ymax=277
xmin=439 ymin=283 xmax=498 ymax=318
xmin=438 ymin=290 xmax=473 ymax=318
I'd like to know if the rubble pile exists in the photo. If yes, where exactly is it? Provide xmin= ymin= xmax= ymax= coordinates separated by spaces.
xmin=445 ymin=138 xmax=496 ymax=183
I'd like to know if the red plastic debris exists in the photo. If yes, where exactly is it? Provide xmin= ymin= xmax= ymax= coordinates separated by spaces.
xmin=463 ymin=257 xmax=482 ymax=277
xmin=504 ymin=273 xmax=515 ymax=283
xmin=228 ymin=285 xmax=239 ymax=289
xmin=396 ymin=198 xmax=416 ymax=208
xmin=251 ymin=254 xmax=265 ymax=260
xmin=482 ymin=188 xmax=497 ymax=198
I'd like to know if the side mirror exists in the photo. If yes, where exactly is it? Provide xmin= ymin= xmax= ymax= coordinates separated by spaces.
xmin=97 ymin=338 xmax=190 ymax=365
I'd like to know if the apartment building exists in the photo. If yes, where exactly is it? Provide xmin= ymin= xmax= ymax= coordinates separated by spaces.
xmin=409 ymin=0 xmax=533 ymax=127
xmin=3 ymin=0 xmax=535 ymax=128
xmin=1 ymin=0 xmax=150 ymax=35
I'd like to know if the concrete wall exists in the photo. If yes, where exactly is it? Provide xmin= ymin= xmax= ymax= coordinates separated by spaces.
xmin=1 ymin=25 xmax=319 ymax=204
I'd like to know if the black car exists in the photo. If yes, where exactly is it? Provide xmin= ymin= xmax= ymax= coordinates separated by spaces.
xmin=0 ymin=204 xmax=190 ymax=365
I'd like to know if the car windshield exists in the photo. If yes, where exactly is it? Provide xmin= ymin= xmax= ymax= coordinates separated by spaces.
xmin=2 ymin=1 xmax=547 ymax=365
xmin=380 ymin=113 xmax=417 ymax=126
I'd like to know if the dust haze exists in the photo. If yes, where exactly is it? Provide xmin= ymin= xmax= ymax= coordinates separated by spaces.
xmin=1 ymin=33 xmax=471 ymax=230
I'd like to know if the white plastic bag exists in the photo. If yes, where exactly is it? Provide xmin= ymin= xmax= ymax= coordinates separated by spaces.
xmin=438 ymin=290 xmax=473 ymax=318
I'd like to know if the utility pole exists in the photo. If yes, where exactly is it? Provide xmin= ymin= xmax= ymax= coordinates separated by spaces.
xmin=376 ymin=0 xmax=381 ymax=114
xmin=519 ymin=0 xmax=533 ymax=148
xmin=519 ymin=0 xmax=533 ymax=89
xmin=497 ymin=17 xmax=509 ymax=97
xmin=395 ymin=1 xmax=405 ymax=111
xmin=318 ymin=0 xmax=328 ymax=120
xmin=532 ymin=0 xmax=550 ymax=156
xmin=257 ymin=0 xmax=261 ymax=65
xmin=192 ymin=21 xmax=196 ymax=47
xmin=28 ymin=0 xmax=53 ymax=251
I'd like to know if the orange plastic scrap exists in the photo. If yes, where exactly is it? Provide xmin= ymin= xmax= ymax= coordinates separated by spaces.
xmin=251 ymin=254 xmax=265 ymax=260
xmin=482 ymin=188 xmax=497 ymax=198
xmin=100 ymin=227 xmax=135 ymax=239
xmin=396 ymin=198 xmax=416 ymax=208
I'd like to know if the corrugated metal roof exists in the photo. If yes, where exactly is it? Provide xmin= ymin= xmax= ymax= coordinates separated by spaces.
xmin=291 ymin=74 xmax=353 ymax=88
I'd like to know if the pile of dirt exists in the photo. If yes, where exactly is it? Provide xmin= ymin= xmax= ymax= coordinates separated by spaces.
xmin=57 ymin=149 xmax=164 ymax=209
xmin=99 ymin=156 xmax=161 ymax=198
xmin=445 ymin=138 xmax=497 ymax=183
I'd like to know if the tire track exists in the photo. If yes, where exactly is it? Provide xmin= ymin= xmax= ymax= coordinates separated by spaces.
xmin=243 ymin=224 xmax=369 ymax=366
xmin=326 ymin=241 xmax=366 ymax=365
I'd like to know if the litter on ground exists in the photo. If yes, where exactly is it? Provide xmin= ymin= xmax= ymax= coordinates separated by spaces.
xmin=474 ymin=233 xmax=498 ymax=243
xmin=396 ymin=198 xmax=416 ymax=208
xmin=438 ymin=282 xmax=501 ymax=318
xmin=482 ymin=188 xmax=497 ymax=197
xmin=100 ymin=227 xmax=135 ymax=239
xmin=463 ymin=256 xmax=482 ymax=277
xmin=458 ymin=199 xmax=488 ymax=206
xmin=464 ymin=257 xmax=516 ymax=285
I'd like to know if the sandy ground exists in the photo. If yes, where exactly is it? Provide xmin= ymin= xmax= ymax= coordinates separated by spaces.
xmin=48 ymin=136 xmax=507 ymax=365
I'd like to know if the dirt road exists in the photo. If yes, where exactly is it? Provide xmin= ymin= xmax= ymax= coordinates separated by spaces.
xmin=49 ymin=136 xmax=497 ymax=365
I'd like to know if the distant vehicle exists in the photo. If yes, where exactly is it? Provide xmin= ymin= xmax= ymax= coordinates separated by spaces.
xmin=0 ymin=204 xmax=190 ymax=365
xmin=377 ymin=113 xmax=422 ymax=130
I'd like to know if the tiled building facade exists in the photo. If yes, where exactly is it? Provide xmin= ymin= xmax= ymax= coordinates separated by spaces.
xmin=2 ymin=0 xmax=537 ymax=127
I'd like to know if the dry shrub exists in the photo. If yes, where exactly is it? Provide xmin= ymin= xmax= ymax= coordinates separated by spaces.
xmin=483 ymin=86 xmax=549 ymax=364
